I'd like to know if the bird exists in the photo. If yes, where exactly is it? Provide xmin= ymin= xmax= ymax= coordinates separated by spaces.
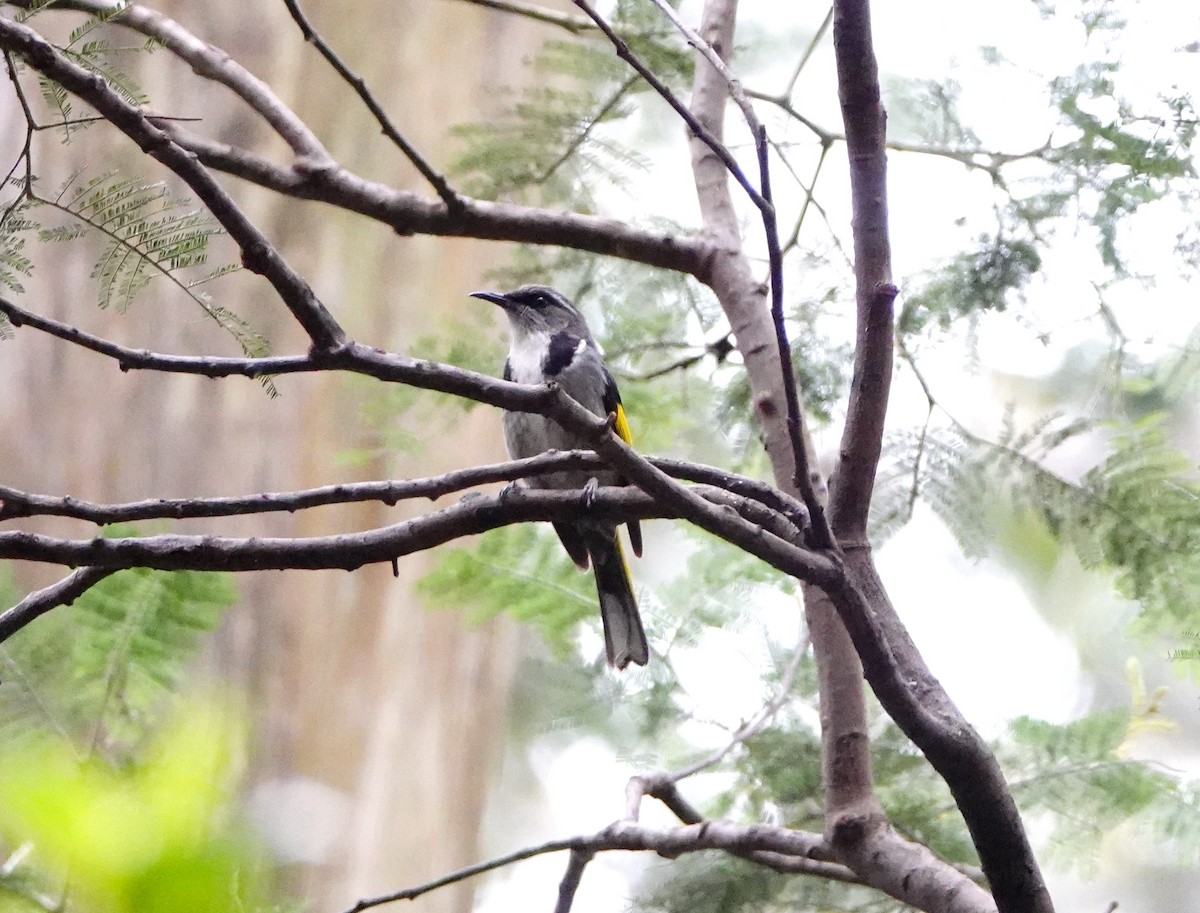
xmin=470 ymin=285 xmax=649 ymax=669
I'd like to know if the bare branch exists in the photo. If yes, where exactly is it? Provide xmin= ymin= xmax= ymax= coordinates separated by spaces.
xmin=0 ymin=451 xmax=807 ymax=547
xmin=0 ymin=296 xmax=311 ymax=376
xmin=813 ymin=0 xmax=903 ymax=544
xmin=0 ymin=475 xmax=835 ymax=644
xmin=162 ymin=124 xmax=714 ymax=277
xmin=748 ymin=89 xmax=1054 ymax=180
xmin=282 ymin=0 xmax=462 ymax=211
xmin=0 ymin=17 xmax=348 ymax=352
xmin=347 ymin=818 xmax=870 ymax=913
xmin=0 ymin=568 xmax=118 ymax=643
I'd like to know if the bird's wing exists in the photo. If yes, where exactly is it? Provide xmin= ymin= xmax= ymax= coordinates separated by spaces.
xmin=602 ymin=366 xmax=643 ymax=557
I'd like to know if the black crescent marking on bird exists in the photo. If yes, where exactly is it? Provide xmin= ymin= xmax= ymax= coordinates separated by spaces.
xmin=544 ymin=331 xmax=586 ymax=377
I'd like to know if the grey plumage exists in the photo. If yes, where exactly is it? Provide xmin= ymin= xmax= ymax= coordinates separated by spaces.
xmin=470 ymin=285 xmax=649 ymax=669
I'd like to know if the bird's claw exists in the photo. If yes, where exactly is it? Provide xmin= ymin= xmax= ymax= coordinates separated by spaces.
xmin=582 ymin=477 xmax=600 ymax=510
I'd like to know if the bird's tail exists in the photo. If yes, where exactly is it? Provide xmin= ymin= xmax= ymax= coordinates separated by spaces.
xmin=584 ymin=529 xmax=648 ymax=669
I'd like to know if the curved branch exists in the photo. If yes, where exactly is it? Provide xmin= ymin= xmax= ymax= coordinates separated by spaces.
xmin=0 ymin=567 xmax=118 ymax=642
xmin=164 ymin=125 xmax=714 ymax=277
xmin=347 ymin=816 xmax=979 ymax=913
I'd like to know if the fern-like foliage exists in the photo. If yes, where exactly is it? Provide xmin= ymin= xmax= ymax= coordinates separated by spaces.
xmin=43 ymin=172 xmax=230 ymax=309
xmin=13 ymin=171 xmax=271 ymax=377
xmin=418 ymin=524 xmax=597 ymax=658
xmin=450 ymin=1 xmax=689 ymax=204
xmin=874 ymin=402 xmax=1200 ymax=680
xmin=898 ymin=232 xmax=1042 ymax=337
xmin=0 ymin=196 xmax=37 ymax=338
xmin=0 ymin=26 xmax=267 ymax=379
xmin=0 ymin=556 xmax=237 ymax=763
xmin=1003 ymin=709 xmax=1200 ymax=871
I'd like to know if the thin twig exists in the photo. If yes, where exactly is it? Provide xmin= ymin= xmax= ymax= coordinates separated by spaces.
xmin=342 ymin=837 xmax=580 ymax=913
xmin=282 ymin=0 xmax=462 ymax=213
xmin=783 ymin=5 xmax=833 ymax=99
xmin=536 ymin=75 xmax=639 ymax=185
xmin=572 ymin=0 xmax=763 ymax=206
xmin=0 ymin=50 xmax=35 ymax=229
xmin=669 ymin=624 xmax=810 ymax=781
xmin=452 ymin=0 xmax=599 ymax=34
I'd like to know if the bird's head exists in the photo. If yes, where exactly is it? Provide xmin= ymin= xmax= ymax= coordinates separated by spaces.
xmin=470 ymin=285 xmax=591 ymax=340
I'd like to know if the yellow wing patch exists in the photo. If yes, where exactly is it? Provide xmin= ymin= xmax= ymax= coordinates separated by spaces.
xmin=613 ymin=402 xmax=633 ymax=445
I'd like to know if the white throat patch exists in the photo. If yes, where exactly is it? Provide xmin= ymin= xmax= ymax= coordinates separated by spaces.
xmin=507 ymin=329 xmax=551 ymax=384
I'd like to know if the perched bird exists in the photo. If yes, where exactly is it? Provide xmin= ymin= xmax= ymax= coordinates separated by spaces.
xmin=470 ymin=285 xmax=649 ymax=669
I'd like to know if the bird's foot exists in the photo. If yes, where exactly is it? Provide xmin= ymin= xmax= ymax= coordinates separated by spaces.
xmin=581 ymin=477 xmax=600 ymax=510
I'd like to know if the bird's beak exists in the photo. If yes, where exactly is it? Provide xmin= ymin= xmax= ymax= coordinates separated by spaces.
xmin=469 ymin=290 xmax=509 ymax=309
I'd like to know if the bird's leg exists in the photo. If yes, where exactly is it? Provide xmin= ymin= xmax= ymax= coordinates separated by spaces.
xmin=581 ymin=477 xmax=600 ymax=510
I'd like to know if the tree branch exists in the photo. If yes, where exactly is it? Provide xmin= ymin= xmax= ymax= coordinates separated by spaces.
xmin=11 ymin=0 xmax=332 ymax=161
xmin=0 ymin=450 xmax=807 ymax=547
xmin=814 ymin=5 xmax=1053 ymax=912
xmin=341 ymin=836 xmax=581 ymax=913
xmin=826 ymin=0 xmax=896 ymax=541
xmin=452 ymin=0 xmax=599 ymax=34
xmin=553 ymin=848 xmax=593 ymax=913
xmin=347 ymin=816 xmax=976 ymax=913
xmin=0 ymin=478 xmax=836 ymax=643
xmin=9 ymin=0 xmax=716 ymax=278
xmin=0 ymin=567 xmax=118 ymax=642
xmin=165 ymin=124 xmax=714 ymax=276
